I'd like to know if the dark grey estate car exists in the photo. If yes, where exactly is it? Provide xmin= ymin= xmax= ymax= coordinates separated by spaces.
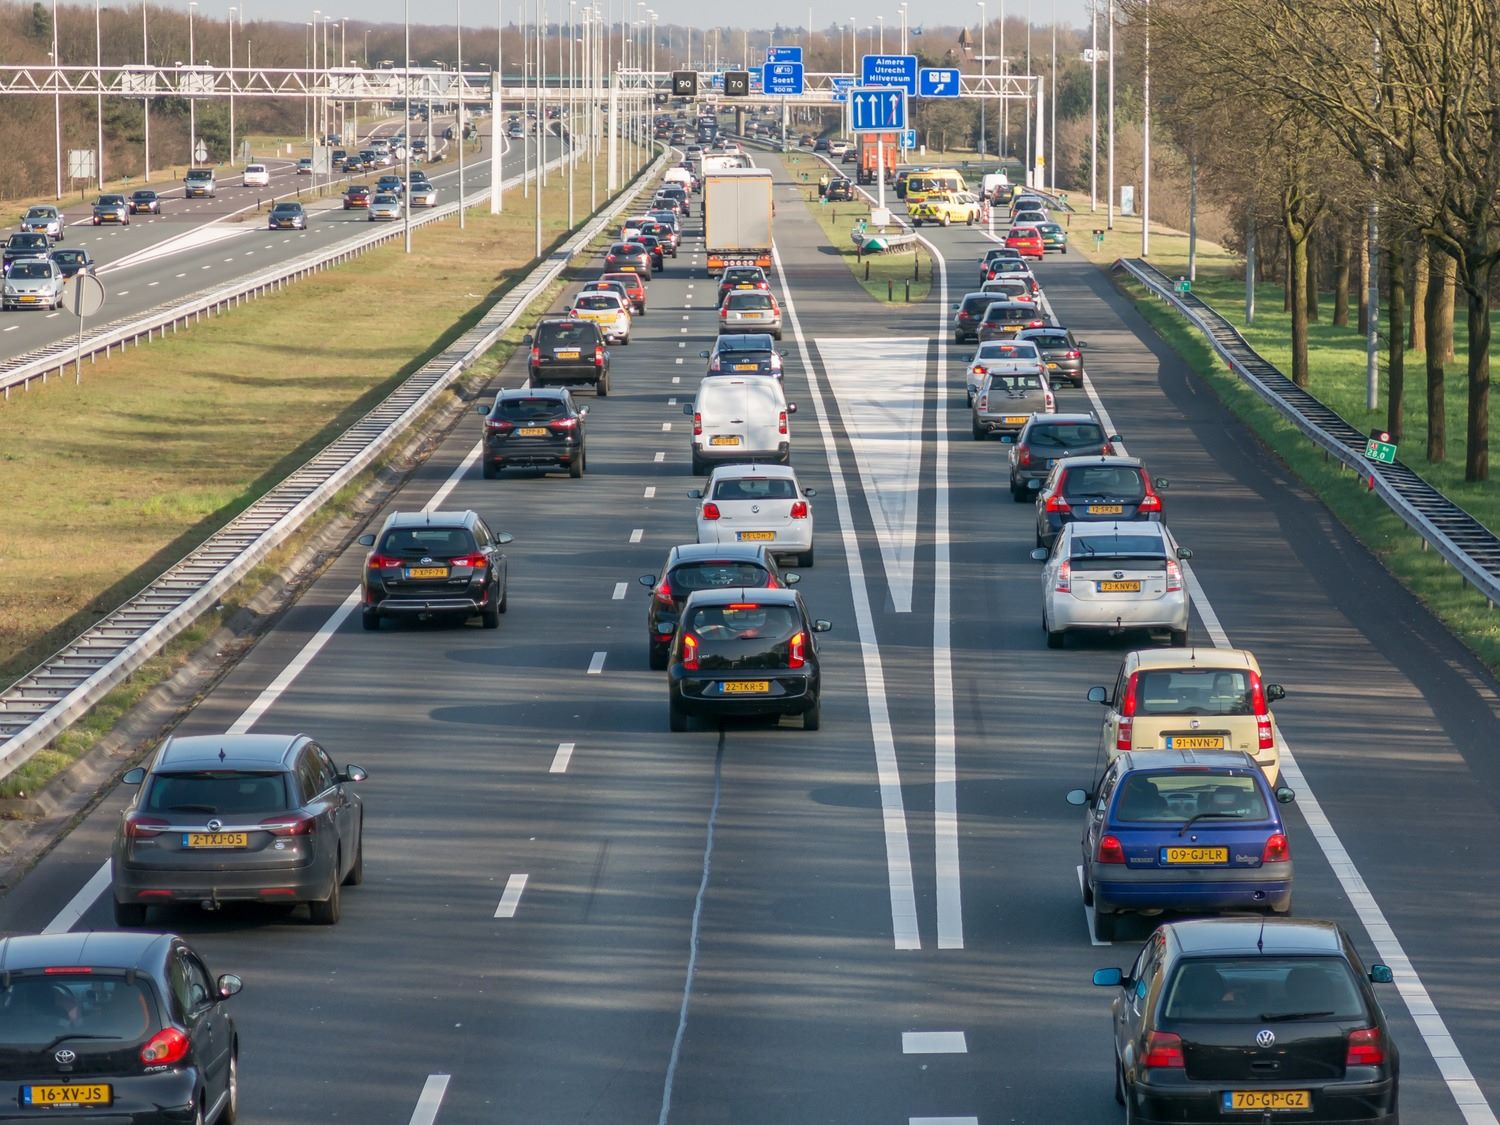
xmin=112 ymin=732 xmax=367 ymax=927
xmin=358 ymin=508 xmax=513 ymax=629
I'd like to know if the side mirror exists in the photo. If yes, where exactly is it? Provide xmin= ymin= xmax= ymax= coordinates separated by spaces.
xmin=474 ymin=404 xmax=489 ymax=416
xmin=1065 ymin=788 xmax=1090 ymax=806
xmin=812 ymin=620 xmax=832 ymax=632
xmin=522 ymin=333 xmax=533 ymax=345
xmin=783 ymin=572 xmax=801 ymax=585
xmin=1176 ymin=547 xmax=1193 ymax=560
xmin=951 ymin=302 xmax=960 ymax=310
xmin=1154 ymin=477 xmax=1170 ymax=489
xmin=699 ymin=350 xmax=710 ymax=357
xmin=682 ymin=403 xmax=694 ymax=416
xmin=339 ymin=765 xmax=368 ymax=783
xmin=1087 ymin=686 xmax=1109 ymax=705
xmin=122 ymin=767 xmax=146 ymax=786
xmin=778 ymin=350 xmax=788 ymax=357
xmin=496 ymin=532 xmax=515 ymax=545
xmin=962 ymin=354 xmax=974 ymax=363
xmin=1030 ymin=548 xmax=1049 ymax=561
xmin=638 ymin=574 xmax=656 ymax=587
xmin=357 ymin=534 xmax=375 ymax=547
xmin=687 ymin=489 xmax=703 ymax=499
xmin=1108 ymin=433 xmax=1122 ymax=443
xmin=216 ymin=974 xmax=244 ymax=1001
xmin=1369 ymin=964 xmax=1394 ymax=984
xmin=786 ymin=402 xmax=798 ymax=414
xmin=1274 ymin=785 xmax=1296 ymax=805
xmin=1265 ymin=683 xmax=1286 ymax=703
xmin=803 ymin=488 xmax=817 ymax=497
xmin=578 ymin=406 xmax=589 ymax=417
xmin=1092 ymin=968 xmax=1124 ymax=988
xmin=1078 ymin=341 xmax=1089 ymax=349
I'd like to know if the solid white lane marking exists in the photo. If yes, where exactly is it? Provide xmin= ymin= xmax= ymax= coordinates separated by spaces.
xmin=644 ymin=486 xmax=656 ymax=498
xmin=661 ymin=422 xmax=672 ymax=431
xmin=494 ymin=873 xmax=528 ymax=918
xmin=406 ymin=1075 xmax=451 ymax=1125
xmin=228 ymin=588 xmax=362 ymax=736
xmin=549 ymin=742 xmax=576 ymax=774
xmin=910 ymin=1119 xmax=979 ymax=1125
xmin=40 ymin=863 xmax=113 ymax=935
xmin=775 ymin=244 xmax=920 ymax=951
xmin=587 ymin=651 xmax=606 ymax=674
xmin=630 ymin=528 xmax=644 ymax=542
xmin=813 ymin=337 xmax=928 ymax=614
xmin=654 ymin=452 xmax=666 ymax=462
xmin=612 ymin=582 xmax=628 ymax=600
xmin=902 ymin=1031 xmax=967 ymax=1054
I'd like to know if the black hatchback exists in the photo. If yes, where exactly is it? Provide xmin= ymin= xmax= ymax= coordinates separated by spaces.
xmin=526 ymin=317 xmax=610 ymax=393
xmin=1094 ymin=917 xmax=1399 ymax=1124
xmin=977 ymin=300 xmax=1049 ymax=341
xmin=476 ymin=387 xmax=588 ymax=479
xmin=357 ymin=509 xmax=513 ymax=629
xmin=638 ymin=543 xmax=797 ymax=669
xmin=0 ymin=932 xmax=242 ymax=1125
xmin=667 ymin=588 xmax=830 ymax=731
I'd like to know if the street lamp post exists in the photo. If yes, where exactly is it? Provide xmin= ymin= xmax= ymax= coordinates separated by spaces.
xmin=51 ymin=0 xmax=60 ymax=199
xmin=977 ymin=2 xmax=986 ymax=158
xmin=95 ymin=0 xmax=104 ymax=188
xmin=1089 ymin=0 xmax=1097 ymax=209
xmin=1106 ymin=0 xmax=1114 ymax=228
xmin=1141 ymin=0 xmax=1150 ymax=255
xmin=229 ymin=7 xmax=237 ymax=162
xmin=1049 ymin=0 xmax=1055 ymax=190
xmin=899 ymin=2 xmax=907 ymax=53
xmin=457 ymin=0 xmax=465 ymax=229
xmin=142 ymin=0 xmax=151 ymax=180
xmin=876 ymin=14 xmax=883 ymax=52
xmin=189 ymin=1 xmax=198 ymax=166
xmin=403 ymin=0 xmax=412 ymax=251
xmin=999 ymin=0 xmax=1006 ymax=157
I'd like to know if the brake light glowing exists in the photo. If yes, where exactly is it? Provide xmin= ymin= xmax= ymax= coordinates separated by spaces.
xmin=1261 ymin=833 xmax=1289 ymax=863
xmin=701 ymin=502 xmax=721 ymax=520
xmin=484 ymin=419 xmax=514 ymax=433
xmin=1346 ymin=1028 xmax=1385 ymax=1067
xmin=1067 ymin=349 xmax=1081 ymax=359
xmin=778 ymin=410 xmax=788 ymax=435
xmin=450 ymin=554 xmax=488 ymax=569
xmin=1117 ymin=673 xmax=1139 ymax=751
xmin=1166 ymin=559 xmax=1183 ymax=592
xmin=681 ymin=633 xmax=700 ymax=671
xmin=529 ymin=347 xmax=540 ymax=364
xmin=1044 ymin=493 xmax=1071 ymax=513
xmin=44 ymin=967 xmax=93 ymax=975
xmin=720 ymin=306 xmax=728 ymax=319
xmin=1096 ymin=834 xmax=1125 ymax=864
xmin=1142 ymin=1031 xmax=1185 ymax=1069
xmin=366 ymin=554 xmax=403 ymax=569
xmin=549 ymin=416 xmax=579 ymax=431
xmin=259 ymin=813 xmax=317 ymax=837
xmin=594 ymin=345 xmax=606 ymax=366
xmin=790 ymin=500 xmax=809 ymax=519
xmin=654 ymin=578 xmax=674 ymax=606
xmin=1138 ymin=492 xmax=1163 ymax=513
xmin=1101 ymin=442 xmax=1114 ymax=455
xmin=140 ymin=1027 xmax=190 ymax=1066
xmin=125 ymin=814 xmax=170 ymax=839
xmin=1250 ymin=672 xmax=1274 ymax=749
xmin=693 ymin=412 xmax=703 ymax=436
xmin=787 ymin=631 xmax=806 ymax=669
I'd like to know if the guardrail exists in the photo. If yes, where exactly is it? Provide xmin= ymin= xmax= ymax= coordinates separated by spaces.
xmin=1118 ymin=256 xmax=1500 ymax=607
xmin=0 ymin=146 xmax=669 ymax=774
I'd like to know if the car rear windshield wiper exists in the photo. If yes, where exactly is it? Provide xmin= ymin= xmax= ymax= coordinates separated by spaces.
xmin=41 ymin=1035 xmax=121 ymax=1052
xmin=1178 ymin=811 xmax=1245 ymax=836
xmin=1257 ymin=1010 xmax=1335 ymax=1022
xmin=166 ymin=804 xmax=218 ymax=813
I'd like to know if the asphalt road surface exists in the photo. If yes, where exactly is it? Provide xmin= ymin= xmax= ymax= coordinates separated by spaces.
xmin=0 ymin=148 xmax=1495 ymax=1124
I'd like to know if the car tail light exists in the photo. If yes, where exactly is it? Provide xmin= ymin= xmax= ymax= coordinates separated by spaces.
xmin=1261 ymin=832 xmax=1289 ymax=863
xmin=1095 ymin=834 xmax=1125 ymax=864
xmin=484 ymin=419 xmax=514 ymax=433
xmin=594 ymin=345 xmax=606 ymax=366
xmin=787 ymin=631 xmax=806 ymax=669
xmin=790 ymin=500 xmax=809 ymax=519
xmin=977 ymin=394 xmax=989 ymax=411
xmin=1117 ymin=673 xmax=1139 ymax=751
xmin=366 ymin=554 xmax=403 ymax=569
xmin=1027 ymin=319 xmax=1045 ymax=329
xmin=1017 ymin=444 xmax=1032 ymax=467
xmin=1100 ymin=441 xmax=1114 ymax=455
xmin=529 ymin=346 xmax=540 ymax=363
xmin=708 ymin=356 xmax=721 ymax=372
xmin=1055 ymin=559 xmax=1072 ymax=593
xmin=140 ymin=1028 xmax=191 ymax=1066
xmin=1166 ymin=558 xmax=1183 ymax=592
xmin=259 ymin=813 xmax=317 ymax=837
xmin=549 ymin=417 xmax=579 ymax=431
xmin=450 ymin=554 xmax=488 ymax=569
xmin=654 ymin=578 xmax=674 ymax=606
xmin=958 ymin=310 xmax=971 ymax=320
xmin=1045 ymin=392 xmax=1056 ymax=411
xmin=124 ymin=814 xmax=169 ymax=839
xmin=681 ymin=633 xmax=700 ymax=671
xmin=701 ymin=502 xmax=721 ymax=521
xmin=1142 ymin=1031 xmax=1185 ymax=1069
xmin=1250 ymin=672 xmax=1275 ymax=749
xmin=1066 ymin=349 xmax=1081 ymax=359
xmin=1346 ymin=1028 xmax=1385 ymax=1067
xmin=1138 ymin=491 xmax=1163 ymax=513
xmin=693 ymin=412 xmax=703 ymax=436
xmin=778 ymin=410 xmax=788 ymax=435
xmin=756 ymin=280 xmax=768 ymax=289
xmin=1043 ymin=493 xmax=1071 ymax=513
xmin=971 ymin=365 xmax=987 ymax=377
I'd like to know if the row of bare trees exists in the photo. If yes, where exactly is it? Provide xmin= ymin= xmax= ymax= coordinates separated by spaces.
xmin=1134 ymin=0 xmax=1500 ymax=481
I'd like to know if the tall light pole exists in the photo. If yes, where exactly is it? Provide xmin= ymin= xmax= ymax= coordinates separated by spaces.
xmin=1048 ymin=0 xmax=1055 ymax=190
xmin=533 ymin=0 xmax=542 ymax=257
xmin=1140 ymin=0 xmax=1150 ymax=255
xmin=142 ymin=0 xmax=151 ymax=180
xmin=403 ymin=0 xmax=412 ymax=251
xmin=1023 ymin=0 xmax=1031 ymax=178
xmin=899 ymin=2 xmax=907 ymax=53
xmin=876 ymin=14 xmax=883 ymax=52
xmin=489 ymin=0 xmax=505 ymax=215
xmin=999 ymin=0 xmax=1007 ymax=158
xmin=94 ymin=0 xmax=104 ymax=187
xmin=977 ymin=2 xmax=986 ymax=158
xmin=228 ymin=7 xmax=237 ymax=162
xmin=364 ymin=27 xmax=370 ymax=65
xmin=51 ymin=0 xmax=60 ymax=198
xmin=1089 ymin=0 xmax=1097 ymax=209
xmin=456 ymin=0 xmax=465 ymax=228
xmin=188 ymin=1 xmax=198 ymax=165
xmin=1106 ymin=0 xmax=1114 ymax=228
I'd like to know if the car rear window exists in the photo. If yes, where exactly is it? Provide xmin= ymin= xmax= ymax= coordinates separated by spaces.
xmin=143 ymin=770 xmax=291 ymax=814
xmin=574 ymin=294 xmax=621 ymax=311
xmin=609 ymin=243 xmax=640 ymax=255
xmin=1026 ymin=333 xmax=1071 ymax=350
xmin=1134 ymin=668 xmax=1254 ymax=716
xmin=712 ymin=477 xmax=798 ymax=501
xmin=728 ymin=293 xmax=773 ymax=309
xmin=1113 ymin=771 xmax=1269 ymax=823
xmin=1027 ymin=423 xmax=1104 ymax=448
xmin=538 ymin=321 xmax=597 ymax=346
xmin=0 ymin=976 xmax=158 ymax=1045
xmin=1162 ymin=957 xmax=1366 ymax=1023
xmin=984 ymin=305 xmax=1038 ymax=324
xmin=52 ymin=251 xmax=85 ymax=265
xmin=1072 ymin=534 xmax=1165 ymax=559
xmin=687 ymin=603 xmax=800 ymax=638
xmin=978 ymin=342 xmax=1040 ymax=362
xmin=724 ymin=270 xmax=761 ymax=283
xmin=376 ymin=526 xmax=479 ymax=557
xmin=494 ymin=397 xmax=567 ymax=421
xmin=960 ymin=295 xmax=994 ymax=316
xmin=1060 ymin=466 xmax=1145 ymax=499
xmin=669 ymin=561 xmax=772 ymax=591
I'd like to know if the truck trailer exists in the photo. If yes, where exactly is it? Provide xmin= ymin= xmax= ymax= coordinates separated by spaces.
xmin=702 ymin=167 xmax=774 ymax=274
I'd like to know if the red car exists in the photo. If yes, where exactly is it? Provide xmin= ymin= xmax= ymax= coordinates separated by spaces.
xmin=599 ymin=271 xmax=647 ymax=315
xmin=343 ymin=184 xmax=372 ymax=209
xmin=1006 ymin=225 xmax=1045 ymax=260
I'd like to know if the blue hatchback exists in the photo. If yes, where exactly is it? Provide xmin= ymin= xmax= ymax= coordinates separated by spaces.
xmin=1067 ymin=750 xmax=1295 ymax=942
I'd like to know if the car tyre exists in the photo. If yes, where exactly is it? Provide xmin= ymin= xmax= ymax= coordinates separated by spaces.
xmin=1093 ymin=908 xmax=1119 ymax=942
xmin=941 ymin=214 xmax=951 ymax=227
xmin=596 ymin=373 xmax=609 ymax=397
xmin=1170 ymin=628 xmax=1188 ymax=648
xmin=482 ymin=460 xmax=500 ymax=480
xmin=620 ymin=333 xmax=631 ymax=346
xmin=1046 ymin=624 xmax=1065 ymax=649
xmin=222 ymin=1050 xmax=240 ymax=1123
xmin=113 ymin=899 xmax=147 ymax=927
xmin=1114 ymin=1055 xmax=1126 ymax=1107
xmin=972 ymin=425 xmax=986 ymax=441
xmin=802 ymin=698 xmax=821 ymax=731
xmin=912 ymin=219 xmax=923 ymax=227
xmin=691 ymin=452 xmax=706 ymax=476
xmin=343 ymin=816 xmax=365 ymax=886
xmin=569 ymin=453 xmax=584 ymax=479
xmin=308 ymin=869 xmax=341 ymax=925
xmin=480 ymin=595 xmax=501 ymax=629
xmin=649 ymin=644 xmax=670 ymax=671
xmin=669 ymin=698 xmax=689 ymax=732
xmin=361 ymin=609 xmax=380 ymax=631
xmin=1010 ymin=480 xmax=1029 ymax=502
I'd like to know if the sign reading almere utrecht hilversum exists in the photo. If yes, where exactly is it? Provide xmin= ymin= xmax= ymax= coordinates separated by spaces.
xmin=860 ymin=53 xmax=918 ymax=95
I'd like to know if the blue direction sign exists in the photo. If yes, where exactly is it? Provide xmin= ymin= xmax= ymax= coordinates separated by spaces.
xmin=861 ymin=53 xmax=918 ymax=95
xmin=831 ymin=74 xmax=855 ymax=103
xmin=919 ymin=67 xmax=960 ymax=97
xmin=710 ymin=72 xmax=724 ymax=90
xmin=767 ymin=45 xmax=803 ymax=64
xmin=901 ymin=128 xmax=917 ymax=147
xmin=850 ymin=86 xmax=907 ymax=132
xmin=764 ymin=62 xmax=805 ymax=96
xmin=748 ymin=65 xmax=763 ymax=91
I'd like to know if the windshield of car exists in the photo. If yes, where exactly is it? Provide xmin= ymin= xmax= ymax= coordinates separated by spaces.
xmin=1060 ymin=465 xmax=1146 ymax=500
xmin=186 ymin=170 xmax=212 ymax=179
xmin=669 ymin=561 xmax=771 ymax=592
xmin=574 ymin=294 xmax=622 ymax=311
xmin=1027 ymin=422 xmax=1105 ymax=448
xmin=9 ymin=262 xmax=51 ymax=279
xmin=142 ymin=770 xmax=291 ymax=815
xmin=712 ymin=477 xmax=798 ymax=501
xmin=494 ymin=396 xmax=568 ymax=421
xmin=376 ymin=527 xmax=479 ymax=557
xmin=51 ymin=251 xmax=84 ymax=265
xmin=727 ymin=293 xmax=773 ymax=310
xmin=1162 ymin=958 xmax=1366 ymax=1023
xmin=272 ymin=203 xmax=301 ymax=213
xmin=24 ymin=208 xmax=53 ymax=220
xmin=0 ymin=975 xmax=157 ymax=1045
xmin=1134 ymin=668 xmax=1256 ymax=716
xmin=1112 ymin=771 xmax=1269 ymax=823
xmin=10 ymin=234 xmax=46 ymax=247
xmin=133 ymin=191 xmax=155 ymax=200
xmin=977 ymin=342 xmax=1040 ymax=362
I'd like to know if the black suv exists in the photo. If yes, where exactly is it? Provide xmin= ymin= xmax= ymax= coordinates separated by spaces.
xmin=717 ymin=266 xmax=769 ymax=306
xmin=0 ymin=931 xmax=241 ymax=1125
xmin=1008 ymin=413 xmax=1117 ymax=501
xmin=825 ymin=177 xmax=855 ymax=202
xmin=667 ymin=588 xmax=830 ymax=731
xmin=3 ymin=233 xmax=51 ymax=269
xmin=1034 ymin=455 xmax=1166 ymax=549
xmin=357 ymin=509 xmax=513 ymax=630
xmin=475 ymin=387 xmax=589 ymax=479
xmin=525 ymin=317 xmax=610 ymax=393
xmin=638 ymin=544 xmax=797 ymax=670
xmin=657 ymin=185 xmax=691 ymax=215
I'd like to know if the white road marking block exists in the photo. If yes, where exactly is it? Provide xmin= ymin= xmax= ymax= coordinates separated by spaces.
xmin=406 ymin=1075 xmax=451 ymax=1125
xmin=549 ymin=742 xmax=576 ymax=774
xmin=661 ymin=422 xmax=672 ymax=431
xmin=586 ymin=651 xmax=606 ymax=674
xmin=494 ymin=873 xmax=528 ymax=917
xmin=644 ymin=486 xmax=656 ymax=498
xmin=612 ymin=582 xmax=628 ymax=599
xmin=654 ymin=452 xmax=666 ymax=462
xmin=902 ymin=1031 xmax=967 ymax=1054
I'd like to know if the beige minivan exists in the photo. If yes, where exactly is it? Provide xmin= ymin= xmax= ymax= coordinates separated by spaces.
xmin=684 ymin=376 xmax=795 ymax=476
xmin=1087 ymin=648 xmax=1286 ymax=784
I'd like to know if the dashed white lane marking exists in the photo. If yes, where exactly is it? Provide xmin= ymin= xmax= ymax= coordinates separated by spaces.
xmin=680 ymin=327 xmax=688 ymax=333
xmin=678 ymin=341 xmax=685 ymax=347
xmin=644 ymin=486 xmax=656 ymax=498
xmin=174 ymin=272 xmax=185 ymax=278
xmin=612 ymin=582 xmax=628 ymax=600
xmin=148 ymin=281 xmax=158 ymax=286
xmin=654 ymin=452 xmax=666 ymax=462
xmin=2 ymin=325 xmax=16 ymax=332
xmin=672 ymin=376 xmax=681 ymax=383
xmin=902 ymin=1032 xmax=967 ymax=1054
xmin=910 ymin=1119 xmax=978 ymax=1125
xmin=675 ymin=358 xmax=683 ymax=364
xmin=200 ymin=264 xmax=211 ymax=269
xmin=682 ymin=314 xmax=689 ymax=320
xmin=549 ymin=742 xmax=576 ymax=774
xmin=494 ymin=874 xmax=528 ymax=918
xmin=116 ymin=290 xmax=129 ymax=296
xmin=586 ymin=651 xmax=606 ymax=675
xmin=661 ymin=422 xmax=672 ymax=431
xmin=630 ymin=528 xmax=644 ymax=542
xmin=407 ymin=1075 xmax=451 ymax=1125
xmin=44 ymin=312 xmax=60 ymax=319
xmin=667 ymin=398 xmax=677 ymax=406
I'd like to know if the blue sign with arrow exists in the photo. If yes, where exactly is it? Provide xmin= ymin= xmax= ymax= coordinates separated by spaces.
xmin=860 ymin=53 xmax=918 ymax=95
xmin=918 ymin=67 xmax=960 ymax=97
xmin=831 ymin=74 xmax=855 ymax=103
xmin=766 ymin=45 xmax=802 ymax=64
xmin=763 ymin=62 xmax=805 ymax=95
xmin=850 ymin=86 xmax=907 ymax=132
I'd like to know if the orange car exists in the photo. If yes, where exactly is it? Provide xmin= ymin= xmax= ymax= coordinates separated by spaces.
xmin=599 ymin=271 xmax=647 ymax=315
xmin=1006 ymin=225 xmax=1045 ymax=260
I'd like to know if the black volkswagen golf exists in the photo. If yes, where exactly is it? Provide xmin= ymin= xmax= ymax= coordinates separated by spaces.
xmin=475 ymin=387 xmax=588 ymax=479
xmin=638 ymin=544 xmax=796 ymax=670
xmin=1094 ymin=918 xmax=1399 ymax=1124
xmin=666 ymin=588 xmax=829 ymax=731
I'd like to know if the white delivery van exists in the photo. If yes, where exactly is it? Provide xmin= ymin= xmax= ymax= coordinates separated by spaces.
xmin=242 ymin=164 xmax=270 ymax=187
xmin=684 ymin=376 xmax=796 ymax=475
xmin=664 ymin=166 xmax=695 ymax=192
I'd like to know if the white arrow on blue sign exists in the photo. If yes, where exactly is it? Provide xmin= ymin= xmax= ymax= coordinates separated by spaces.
xmin=764 ymin=62 xmax=805 ymax=95
xmin=860 ymin=54 xmax=918 ymax=95
xmin=850 ymin=86 xmax=907 ymax=132
xmin=918 ymin=67 xmax=961 ymax=97
xmin=766 ymin=45 xmax=802 ymax=63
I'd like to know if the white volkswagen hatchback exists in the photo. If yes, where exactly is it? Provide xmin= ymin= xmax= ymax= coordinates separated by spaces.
xmin=689 ymin=464 xmax=816 ymax=568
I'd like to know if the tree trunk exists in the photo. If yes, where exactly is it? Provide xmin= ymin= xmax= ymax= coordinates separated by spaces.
xmin=1462 ymin=257 xmax=1492 ymax=483
xmin=1436 ymin=255 xmax=1457 ymax=365
xmin=1332 ymin=229 xmax=1350 ymax=327
xmin=1283 ymin=230 xmax=1293 ymax=313
xmin=1410 ymin=247 xmax=1428 ymax=352
xmin=1386 ymin=243 xmax=1405 ymax=441
xmin=1284 ymin=205 xmax=1311 ymax=386
xmin=1357 ymin=231 xmax=1369 ymax=334
xmin=1306 ymin=231 xmax=1320 ymax=320
xmin=1424 ymin=244 xmax=1448 ymax=462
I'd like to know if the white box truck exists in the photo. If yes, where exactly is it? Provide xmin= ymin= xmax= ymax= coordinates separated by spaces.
xmin=703 ymin=167 xmax=773 ymax=274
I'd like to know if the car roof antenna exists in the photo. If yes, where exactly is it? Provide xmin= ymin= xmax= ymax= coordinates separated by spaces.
xmin=1257 ymin=920 xmax=1265 ymax=953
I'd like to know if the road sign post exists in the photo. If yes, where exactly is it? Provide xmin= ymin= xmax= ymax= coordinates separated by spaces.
xmin=69 ymin=273 xmax=106 ymax=384
xmin=860 ymin=53 xmax=918 ymax=95
xmin=850 ymin=86 xmax=907 ymax=132
xmin=917 ymin=67 xmax=960 ymax=97
xmin=1364 ymin=429 xmax=1398 ymax=465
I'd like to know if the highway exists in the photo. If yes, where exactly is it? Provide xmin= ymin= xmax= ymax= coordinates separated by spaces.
xmin=0 ymin=116 xmax=565 ymax=364
xmin=0 ymin=145 xmax=1496 ymax=1124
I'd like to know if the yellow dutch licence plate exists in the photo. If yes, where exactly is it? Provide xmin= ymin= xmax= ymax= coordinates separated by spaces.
xmin=518 ymin=427 xmax=548 ymax=437
xmin=1003 ymin=415 xmax=1029 ymax=424
xmin=710 ymin=435 xmax=741 ymax=446
xmin=1047 ymin=361 xmax=1059 ymax=368
xmin=1168 ymin=735 xmax=1227 ymax=750
xmin=722 ymin=680 xmax=770 ymax=694
xmin=737 ymin=531 xmax=775 ymax=541
xmin=185 ymin=832 xmax=249 ymax=849
xmin=1088 ymin=504 xmax=1125 ymax=514
xmin=1164 ymin=846 xmax=1229 ymax=864
xmin=1098 ymin=580 xmax=1142 ymax=592
xmin=23 ymin=1084 xmax=111 ymax=1108
xmin=407 ymin=566 xmax=449 ymax=578
xmin=734 ymin=363 xmax=760 ymax=370
xmin=1225 ymin=1091 xmax=1310 ymax=1111
xmin=556 ymin=349 xmax=580 ymax=358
